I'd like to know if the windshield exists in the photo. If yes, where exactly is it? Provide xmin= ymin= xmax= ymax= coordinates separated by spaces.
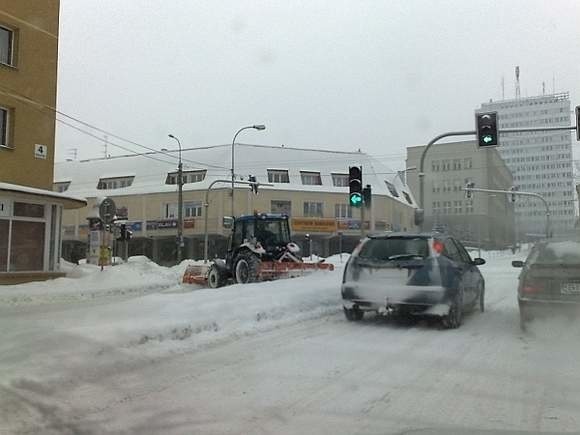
xmin=527 ymin=241 xmax=580 ymax=265
xmin=358 ymin=237 xmax=429 ymax=261
xmin=255 ymin=220 xmax=290 ymax=246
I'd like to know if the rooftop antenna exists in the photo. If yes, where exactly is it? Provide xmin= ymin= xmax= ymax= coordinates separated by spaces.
xmin=552 ymin=73 xmax=556 ymax=94
xmin=515 ymin=66 xmax=521 ymax=99
xmin=542 ymin=81 xmax=546 ymax=95
xmin=501 ymin=76 xmax=505 ymax=100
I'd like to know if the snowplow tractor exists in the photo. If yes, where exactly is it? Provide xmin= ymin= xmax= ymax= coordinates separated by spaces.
xmin=182 ymin=213 xmax=334 ymax=287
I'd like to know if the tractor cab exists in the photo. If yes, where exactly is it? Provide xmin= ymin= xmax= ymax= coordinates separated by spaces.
xmin=226 ymin=213 xmax=293 ymax=267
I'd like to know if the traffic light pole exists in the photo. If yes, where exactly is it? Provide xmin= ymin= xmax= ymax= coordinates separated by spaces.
xmin=418 ymin=125 xmax=577 ymax=231
xmin=464 ymin=186 xmax=551 ymax=238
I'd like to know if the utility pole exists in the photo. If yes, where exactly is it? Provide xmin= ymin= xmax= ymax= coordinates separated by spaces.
xmin=168 ymin=134 xmax=183 ymax=263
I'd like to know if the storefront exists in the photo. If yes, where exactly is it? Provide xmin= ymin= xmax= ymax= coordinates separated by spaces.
xmin=0 ymin=183 xmax=86 ymax=284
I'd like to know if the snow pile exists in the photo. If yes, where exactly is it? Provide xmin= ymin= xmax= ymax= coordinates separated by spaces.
xmin=0 ymin=256 xmax=183 ymax=306
xmin=43 ymin=267 xmax=343 ymax=356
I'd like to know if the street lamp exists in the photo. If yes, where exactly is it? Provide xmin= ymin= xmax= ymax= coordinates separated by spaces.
xmin=231 ymin=124 xmax=266 ymax=216
xmin=168 ymin=134 xmax=183 ymax=263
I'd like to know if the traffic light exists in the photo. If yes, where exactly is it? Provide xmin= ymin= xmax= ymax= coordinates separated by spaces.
xmin=248 ymin=175 xmax=258 ymax=194
xmin=464 ymin=182 xmax=475 ymax=199
xmin=362 ymin=184 xmax=372 ymax=208
xmin=576 ymin=106 xmax=580 ymax=141
xmin=126 ymin=229 xmax=133 ymax=241
xmin=510 ymin=186 xmax=518 ymax=203
xmin=476 ymin=112 xmax=499 ymax=147
xmin=117 ymin=224 xmax=126 ymax=242
xmin=349 ymin=166 xmax=363 ymax=207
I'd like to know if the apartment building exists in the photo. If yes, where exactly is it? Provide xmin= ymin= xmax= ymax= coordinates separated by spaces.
xmin=406 ymin=140 xmax=515 ymax=249
xmin=0 ymin=1 xmax=86 ymax=284
xmin=55 ymin=144 xmax=419 ymax=264
xmin=478 ymin=93 xmax=575 ymax=236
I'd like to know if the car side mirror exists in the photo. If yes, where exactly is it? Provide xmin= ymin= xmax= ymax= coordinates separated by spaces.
xmin=472 ymin=258 xmax=486 ymax=266
xmin=512 ymin=260 xmax=525 ymax=268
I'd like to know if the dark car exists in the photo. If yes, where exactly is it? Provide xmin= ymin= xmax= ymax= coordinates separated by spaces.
xmin=512 ymin=240 xmax=580 ymax=330
xmin=341 ymin=233 xmax=486 ymax=329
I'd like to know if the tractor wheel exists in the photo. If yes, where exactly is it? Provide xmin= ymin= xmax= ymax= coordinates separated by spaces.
xmin=234 ymin=251 xmax=260 ymax=284
xmin=207 ymin=264 xmax=225 ymax=289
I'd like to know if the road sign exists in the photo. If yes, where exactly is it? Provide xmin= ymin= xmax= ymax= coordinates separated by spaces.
xmin=99 ymin=197 xmax=117 ymax=224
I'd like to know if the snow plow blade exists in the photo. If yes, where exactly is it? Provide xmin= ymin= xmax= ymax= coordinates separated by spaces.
xmin=182 ymin=261 xmax=334 ymax=286
xmin=182 ymin=264 xmax=211 ymax=285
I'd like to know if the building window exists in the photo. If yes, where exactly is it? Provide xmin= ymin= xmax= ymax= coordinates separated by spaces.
xmin=303 ymin=202 xmax=323 ymax=218
xmin=454 ymin=200 xmax=462 ymax=214
xmin=432 ymin=160 xmax=440 ymax=171
xmin=452 ymin=159 xmax=461 ymax=170
xmin=466 ymin=199 xmax=474 ymax=214
xmin=53 ymin=182 xmax=71 ymax=193
xmin=442 ymin=160 xmax=451 ymax=171
xmin=464 ymin=158 xmax=473 ymax=169
xmin=334 ymin=204 xmax=352 ymax=219
xmin=300 ymin=171 xmax=322 ymax=186
xmin=164 ymin=201 xmax=202 ymax=219
xmin=184 ymin=201 xmax=202 ymax=218
xmin=97 ymin=176 xmax=135 ymax=190
xmin=166 ymin=170 xmax=206 ymax=185
xmin=0 ymin=106 xmax=9 ymax=147
xmin=0 ymin=26 xmax=14 ymax=66
xmin=331 ymin=173 xmax=349 ymax=187
xmin=271 ymin=200 xmax=292 ymax=216
xmin=443 ymin=201 xmax=452 ymax=215
xmin=402 ymin=191 xmax=413 ymax=205
xmin=267 ymin=169 xmax=290 ymax=183
xmin=0 ymin=219 xmax=8 ymax=271
xmin=432 ymin=201 xmax=440 ymax=214
xmin=10 ymin=221 xmax=45 ymax=271
xmin=385 ymin=181 xmax=399 ymax=197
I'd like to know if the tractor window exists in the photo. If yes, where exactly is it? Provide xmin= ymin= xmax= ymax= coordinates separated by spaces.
xmin=232 ymin=221 xmax=243 ymax=246
xmin=256 ymin=220 xmax=291 ymax=246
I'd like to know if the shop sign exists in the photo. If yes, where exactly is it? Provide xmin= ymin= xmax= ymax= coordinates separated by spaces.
xmin=337 ymin=219 xmax=370 ymax=231
xmin=291 ymin=218 xmax=336 ymax=233
xmin=146 ymin=219 xmax=178 ymax=230
xmin=184 ymin=219 xmax=195 ymax=229
xmin=62 ymin=225 xmax=76 ymax=236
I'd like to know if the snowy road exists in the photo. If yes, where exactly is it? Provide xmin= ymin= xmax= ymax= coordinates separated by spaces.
xmin=3 ymin=251 xmax=580 ymax=434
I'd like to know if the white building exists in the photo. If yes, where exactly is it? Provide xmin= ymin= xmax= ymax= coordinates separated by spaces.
xmin=55 ymin=144 xmax=418 ymax=264
xmin=478 ymin=92 xmax=575 ymax=237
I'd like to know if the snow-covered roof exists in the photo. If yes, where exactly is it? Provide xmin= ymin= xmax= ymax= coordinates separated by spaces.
xmin=0 ymin=182 xmax=87 ymax=209
xmin=54 ymin=144 xmax=416 ymax=207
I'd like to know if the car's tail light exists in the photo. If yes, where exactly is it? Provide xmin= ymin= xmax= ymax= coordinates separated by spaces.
xmin=522 ymin=284 xmax=543 ymax=294
xmin=432 ymin=240 xmax=444 ymax=255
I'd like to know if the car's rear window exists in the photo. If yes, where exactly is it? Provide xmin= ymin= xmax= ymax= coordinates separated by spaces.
xmin=528 ymin=241 xmax=580 ymax=265
xmin=358 ymin=237 xmax=429 ymax=261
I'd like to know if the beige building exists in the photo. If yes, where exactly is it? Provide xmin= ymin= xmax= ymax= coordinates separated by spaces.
xmin=0 ymin=1 xmax=86 ymax=284
xmin=55 ymin=144 xmax=419 ymax=265
xmin=406 ymin=140 xmax=515 ymax=249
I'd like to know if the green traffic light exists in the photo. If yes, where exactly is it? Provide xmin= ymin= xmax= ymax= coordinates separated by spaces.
xmin=483 ymin=135 xmax=493 ymax=144
xmin=350 ymin=193 xmax=363 ymax=207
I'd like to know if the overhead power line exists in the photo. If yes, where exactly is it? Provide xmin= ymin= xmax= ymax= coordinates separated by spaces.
xmin=0 ymin=83 xmax=227 ymax=170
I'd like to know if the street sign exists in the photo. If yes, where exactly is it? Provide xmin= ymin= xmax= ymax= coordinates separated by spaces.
xmin=34 ymin=144 xmax=47 ymax=160
xmin=99 ymin=197 xmax=116 ymax=224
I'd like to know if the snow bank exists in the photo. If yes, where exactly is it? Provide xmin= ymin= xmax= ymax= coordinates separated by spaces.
xmin=0 ymin=257 xmax=183 ymax=307
xmin=51 ymin=267 xmax=343 ymax=356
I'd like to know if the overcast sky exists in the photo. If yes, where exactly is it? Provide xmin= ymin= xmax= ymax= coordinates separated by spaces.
xmin=55 ymin=0 xmax=580 ymax=169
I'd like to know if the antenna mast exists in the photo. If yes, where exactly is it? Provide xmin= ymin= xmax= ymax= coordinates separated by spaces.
xmin=515 ymin=66 xmax=521 ymax=99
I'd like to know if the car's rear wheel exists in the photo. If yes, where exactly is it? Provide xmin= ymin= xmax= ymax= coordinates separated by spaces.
xmin=344 ymin=306 xmax=364 ymax=321
xmin=442 ymin=289 xmax=463 ymax=329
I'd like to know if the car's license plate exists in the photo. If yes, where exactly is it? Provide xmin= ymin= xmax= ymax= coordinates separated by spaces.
xmin=561 ymin=282 xmax=580 ymax=295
